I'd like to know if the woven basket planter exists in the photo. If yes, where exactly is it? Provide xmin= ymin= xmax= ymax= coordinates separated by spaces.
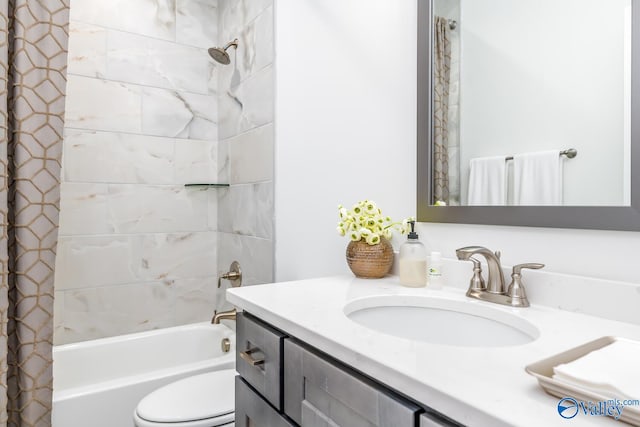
xmin=345 ymin=237 xmax=394 ymax=279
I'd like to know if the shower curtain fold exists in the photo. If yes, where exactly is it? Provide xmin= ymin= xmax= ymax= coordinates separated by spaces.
xmin=432 ymin=16 xmax=452 ymax=205
xmin=0 ymin=1 xmax=69 ymax=425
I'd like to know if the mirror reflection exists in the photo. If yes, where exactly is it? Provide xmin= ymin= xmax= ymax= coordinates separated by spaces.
xmin=431 ymin=0 xmax=632 ymax=206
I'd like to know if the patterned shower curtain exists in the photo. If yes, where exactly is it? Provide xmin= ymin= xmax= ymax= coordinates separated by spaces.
xmin=0 ymin=1 xmax=69 ymax=425
xmin=432 ymin=16 xmax=451 ymax=205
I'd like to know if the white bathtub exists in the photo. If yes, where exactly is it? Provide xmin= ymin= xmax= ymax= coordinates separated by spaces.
xmin=52 ymin=322 xmax=236 ymax=427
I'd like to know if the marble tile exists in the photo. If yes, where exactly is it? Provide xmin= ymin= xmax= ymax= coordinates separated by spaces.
xmin=107 ymin=184 xmax=208 ymax=233
xmin=137 ymin=232 xmax=217 ymax=281
xmin=175 ymin=139 xmax=217 ymax=184
xmin=54 ymin=235 xmax=139 ymax=290
xmin=180 ymin=92 xmax=219 ymax=140
xmin=217 ymin=182 xmax=273 ymax=239
xmin=53 ymin=290 xmax=65 ymax=345
xmin=217 ymin=139 xmax=230 ymax=183
xmin=219 ymin=0 xmax=272 ymax=43
xmin=218 ymin=65 xmax=273 ymax=139
xmin=58 ymin=182 xmax=111 ymax=235
xmin=67 ymin=21 xmax=107 ymax=78
xmin=70 ymin=0 xmax=176 ymax=41
xmin=63 ymin=130 xmax=175 ymax=184
xmin=228 ymin=123 xmax=273 ymax=184
xmin=56 ymin=282 xmax=175 ymax=344
xmin=141 ymin=87 xmax=217 ymax=139
xmin=65 ymin=75 xmax=142 ymax=133
xmin=107 ymin=30 xmax=211 ymax=94
xmin=208 ymin=62 xmax=219 ymax=95
xmin=254 ymin=182 xmax=274 ymax=240
xmin=177 ymin=0 xmax=218 ymax=49
xmin=207 ymin=191 xmax=218 ymax=231
xmin=217 ymin=232 xmax=273 ymax=287
xmin=174 ymin=277 xmax=218 ymax=325
xmin=218 ymin=4 xmax=273 ymax=88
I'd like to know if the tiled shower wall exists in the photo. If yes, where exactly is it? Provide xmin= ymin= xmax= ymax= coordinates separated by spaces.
xmin=215 ymin=0 xmax=275 ymax=315
xmin=54 ymin=0 xmax=222 ymax=344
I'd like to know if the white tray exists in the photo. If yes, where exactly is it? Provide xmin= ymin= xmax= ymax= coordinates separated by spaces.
xmin=525 ymin=336 xmax=640 ymax=426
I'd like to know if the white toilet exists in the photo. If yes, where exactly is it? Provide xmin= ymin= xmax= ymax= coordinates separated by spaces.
xmin=133 ymin=369 xmax=236 ymax=427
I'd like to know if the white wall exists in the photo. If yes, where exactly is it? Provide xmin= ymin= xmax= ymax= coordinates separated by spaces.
xmin=274 ymin=0 xmax=417 ymax=281
xmin=459 ymin=0 xmax=631 ymax=206
xmin=273 ymin=0 xmax=640 ymax=290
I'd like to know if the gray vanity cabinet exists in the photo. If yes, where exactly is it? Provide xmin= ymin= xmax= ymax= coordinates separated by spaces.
xmin=235 ymin=312 xmax=463 ymax=427
xmin=236 ymin=312 xmax=286 ymax=410
xmin=235 ymin=376 xmax=295 ymax=427
xmin=284 ymin=338 xmax=422 ymax=427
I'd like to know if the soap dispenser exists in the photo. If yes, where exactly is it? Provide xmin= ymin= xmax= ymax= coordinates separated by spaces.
xmin=399 ymin=221 xmax=427 ymax=287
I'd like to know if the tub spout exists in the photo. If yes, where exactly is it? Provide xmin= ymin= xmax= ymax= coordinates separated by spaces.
xmin=212 ymin=308 xmax=237 ymax=324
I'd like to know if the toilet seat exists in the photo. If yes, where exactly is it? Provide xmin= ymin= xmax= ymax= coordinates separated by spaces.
xmin=134 ymin=369 xmax=236 ymax=427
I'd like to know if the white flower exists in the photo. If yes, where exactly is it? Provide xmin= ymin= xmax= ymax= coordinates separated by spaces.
xmin=359 ymin=227 xmax=371 ymax=237
xmin=364 ymin=201 xmax=377 ymax=215
xmin=349 ymin=230 xmax=362 ymax=241
xmin=337 ymin=226 xmax=346 ymax=236
xmin=366 ymin=233 xmax=381 ymax=245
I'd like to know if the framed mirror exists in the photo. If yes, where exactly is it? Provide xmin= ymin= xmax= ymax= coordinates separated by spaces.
xmin=417 ymin=0 xmax=640 ymax=230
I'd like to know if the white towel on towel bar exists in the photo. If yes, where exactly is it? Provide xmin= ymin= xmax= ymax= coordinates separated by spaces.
xmin=467 ymin=156 xmax=506 ymax=205
xmin=513 ymin=150 xmax=563 ymax=205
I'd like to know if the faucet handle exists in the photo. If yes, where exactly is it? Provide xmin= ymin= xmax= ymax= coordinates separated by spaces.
xmin=468 ymin=256 xmax=485 ymax=291
xmin=512 ymin=263 xmax=544 ymax=275
xmin=218 ymin=261 xmax=242 ymax=288
xmin=507 ymin=263 xmax=545 ymax=307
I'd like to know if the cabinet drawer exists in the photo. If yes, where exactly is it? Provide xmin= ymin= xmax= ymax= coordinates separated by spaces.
xmin=235 ymin=377 xmax=295 ymax=427
xmin=285 ymin=339 xmax=421 ymax=427
xmin=420 ymin=412 xmax=463 ymax=427
xmin=236 ymin=312 xmax=286 ymax=410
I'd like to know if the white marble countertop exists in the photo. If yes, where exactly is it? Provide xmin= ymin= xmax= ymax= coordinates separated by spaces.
xmin=227 ymin=275 xmax=640 ymax=427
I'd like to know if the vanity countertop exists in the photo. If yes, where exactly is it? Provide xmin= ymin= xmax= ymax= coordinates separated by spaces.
xmin=227 ymin=276 xmax=640 ymax=427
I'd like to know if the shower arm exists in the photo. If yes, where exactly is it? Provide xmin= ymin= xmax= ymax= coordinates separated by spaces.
xmin=223 ymin=38 xmax=239 ymax=51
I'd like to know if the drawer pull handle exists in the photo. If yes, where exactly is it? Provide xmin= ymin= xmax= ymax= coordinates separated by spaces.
xmin=240 ymin=348 xmax=265 ymax=366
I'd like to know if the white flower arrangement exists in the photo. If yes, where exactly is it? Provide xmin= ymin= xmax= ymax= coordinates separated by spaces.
xmin=337 ymin=200 xmax=414 ymax=246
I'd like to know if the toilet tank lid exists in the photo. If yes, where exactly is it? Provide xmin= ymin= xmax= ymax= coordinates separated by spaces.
xmin=136 ymin=369 xmax=235 ymax=423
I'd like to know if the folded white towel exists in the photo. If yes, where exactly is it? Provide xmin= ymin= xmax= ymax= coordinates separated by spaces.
xmin=467 ymin=156 xmax=506 ymax=205
xmin=553 ymin=339 xmax=640 ymax=406
xmin=513 ymin=150 xmax=563 ymax=205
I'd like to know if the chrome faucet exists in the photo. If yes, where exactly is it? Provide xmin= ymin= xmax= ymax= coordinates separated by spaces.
xmin=456 ymin=246 xmax=544 ymax=307
xmin=455 ymin=246 xmax=505 ymax=294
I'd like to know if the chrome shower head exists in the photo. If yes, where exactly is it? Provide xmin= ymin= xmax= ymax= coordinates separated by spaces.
xmin=208 ymin=38 xmax=238 ymax=65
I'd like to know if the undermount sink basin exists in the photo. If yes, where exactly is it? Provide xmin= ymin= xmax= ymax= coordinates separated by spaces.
xmin=344 ymin=295 xmax=539 ymax=347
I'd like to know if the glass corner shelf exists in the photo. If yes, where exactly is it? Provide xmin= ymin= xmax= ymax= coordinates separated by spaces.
xmin=184 ymin=183 xmax=230 ymax=188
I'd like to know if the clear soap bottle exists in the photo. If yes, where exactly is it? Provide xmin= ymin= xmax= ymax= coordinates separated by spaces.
xmin=399 ymin=221 xmax=427 ymax=287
